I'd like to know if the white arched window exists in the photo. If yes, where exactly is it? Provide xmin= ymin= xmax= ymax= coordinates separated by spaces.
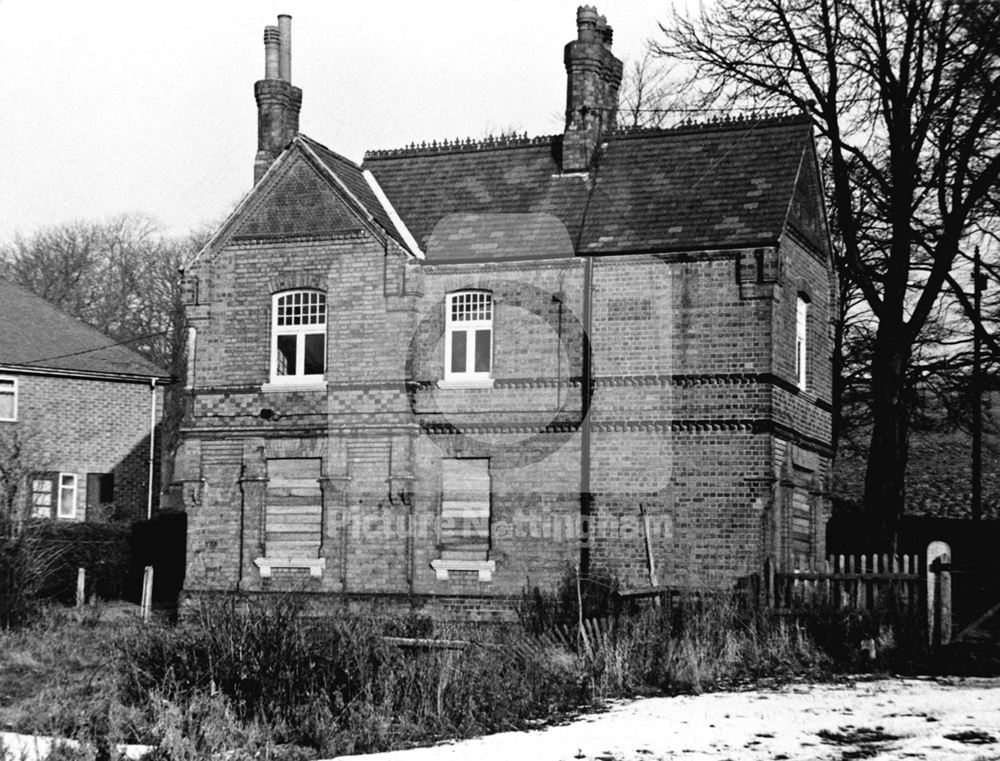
xmin=271 ymin=290 xmax=326 ymax=383
xmin=444 ymin=290 xmax=492 ymax=384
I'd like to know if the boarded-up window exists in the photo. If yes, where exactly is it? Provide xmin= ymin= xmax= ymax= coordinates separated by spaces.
xmin=791 ymin=488 xmax=812 ymax=555
xmin=266 ymin=458 xmax=322 ymax=559
xmin=440 ymin=459 xmax=490 ymax=560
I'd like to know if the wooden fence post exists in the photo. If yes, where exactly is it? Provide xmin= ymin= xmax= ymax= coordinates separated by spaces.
xmin=76 ymin=568 xmax=85 ymax=608
xmin=141 ymin=565 xmax=154 ymax=622
xmin=764 ymin=556 xmax=775 ymax=609
xmin=927 ymin=541 xmax=952 ymax=647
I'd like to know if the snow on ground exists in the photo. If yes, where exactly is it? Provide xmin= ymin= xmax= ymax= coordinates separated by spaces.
xmin=0 ymin=732 xmax=150 ymax=761
xmin=3 ymin=677 xmax=998 ymax=761
xmin=334 ymin=677 xmax=1000 ymax=761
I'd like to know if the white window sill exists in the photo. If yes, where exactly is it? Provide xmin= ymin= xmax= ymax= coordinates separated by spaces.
xmin=254 ymin=557 xmax=326 ymax=578
xmin=431 ymin=559 xmax=495 ymax=581
xmin=261 ymin=380 xmax=328 ymax=393
xmin=436 ymin=378 xmax=495 ymax=390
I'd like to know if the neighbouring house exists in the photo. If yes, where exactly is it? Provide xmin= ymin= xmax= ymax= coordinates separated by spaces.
xmin=0 ymin=279 xmax=171 ymax=523
xmin=172 ymin=8 xmax=837 ymax=620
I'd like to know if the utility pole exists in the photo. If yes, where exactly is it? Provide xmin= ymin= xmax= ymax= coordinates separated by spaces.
xmin=972 ymin=246 xmax=985 ymax=521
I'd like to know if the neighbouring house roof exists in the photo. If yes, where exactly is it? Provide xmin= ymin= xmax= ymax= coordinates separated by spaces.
xmin=361 ymin=114 xmax=819 ymax=262
xmin=0 ymin=279 xmax=171 ymax=381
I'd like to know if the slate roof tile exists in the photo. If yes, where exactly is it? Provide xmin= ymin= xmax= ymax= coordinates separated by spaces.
xmin=0 ymin=279 xmax=170 ymax=380
xmin=299 ymin=136 xmax=407 ymax=250
xmin=361 ymin=116 xmax=813 ymax=261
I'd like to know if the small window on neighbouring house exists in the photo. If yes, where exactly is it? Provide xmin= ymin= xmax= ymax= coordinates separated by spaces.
xmin=31 ymin=476 xmax=54 ymax=519
xmin=439 ymin=458 xmax=491 ymax=559
xmin=0 ymin=377 xmax=17 ymax=421
xmin=30 ymin=472 xmax=77 ymax=520
xmin=271 ymin=290 xmax=326 ymax=383
xmin=444 ymin=291 xmax=492 ymax=383
xmin=796 ymin=295 xmax=809 ymax=390
xmin=58 ymin=474 xmax=77 ymax=519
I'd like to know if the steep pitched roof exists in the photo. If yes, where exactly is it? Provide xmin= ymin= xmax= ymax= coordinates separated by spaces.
xmin=189 ymin=136 xmax=415 ymax=267
xmin=298 ymin=136 xmax=408 ymax=251
xmin=363 ymin=115 xmax=816 ymax=262
xmin=0 ymin=279 xmax=170 ymax=380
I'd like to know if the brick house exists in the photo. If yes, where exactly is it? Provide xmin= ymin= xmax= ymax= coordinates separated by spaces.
xmin=0 ymin=279 xmax=170 ymax=523
xmin=173 ymin=8 xmax=837 ymax=619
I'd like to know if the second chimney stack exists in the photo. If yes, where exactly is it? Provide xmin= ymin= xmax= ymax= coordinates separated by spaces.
xmin=562 ymin=6 xmax=623 ymax=172
xmin=254 ymin=15 xmax=302 ymax=184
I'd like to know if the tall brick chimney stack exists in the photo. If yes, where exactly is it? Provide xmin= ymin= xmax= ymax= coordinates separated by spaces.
xmin=254 ymin=14 xmax=302 ymax=184
xmin=562 ymin=6 xmax=623 ymax=172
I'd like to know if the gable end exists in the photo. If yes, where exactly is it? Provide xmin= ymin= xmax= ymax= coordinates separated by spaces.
xmin=232 ymin=151 xmax=370 ymax=242
xmin=784 ymin=140 xmax=831 ymax=261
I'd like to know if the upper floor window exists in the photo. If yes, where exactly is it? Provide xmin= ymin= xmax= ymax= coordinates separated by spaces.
xmin=0 ymin=377 xmax=16 ymax=421
xmin=445 ymin=291 xmax=492 ymax=384
xmin=271 ymin=290 xmax=326 ymax=383
xmin=796 ymin=294 xmax=809 ymax=390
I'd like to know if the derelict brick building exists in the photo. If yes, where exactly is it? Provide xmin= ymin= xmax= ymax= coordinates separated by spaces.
xmin=172 ymin=8 xmax=837 ymax=620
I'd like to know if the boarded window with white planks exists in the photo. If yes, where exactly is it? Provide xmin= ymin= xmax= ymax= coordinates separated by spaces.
xmin=440 ymin=459 xmax=491 ymax=560
xmin=266 ymin=458 xmax=322 ymax=558
xmin=791 ymin=487 xmax=812 ymax=556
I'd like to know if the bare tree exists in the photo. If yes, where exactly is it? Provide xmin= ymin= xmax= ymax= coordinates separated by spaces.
xmin=617 ymin=45 xmax=677 ymax=129
xmin=0 ymin=427 xmax=46 ymax=537
xmin=662 ymin=0 xmax=1000 ymax=550
xmin=1 ymin=218 xmax=211 ymax=504
xmin=0 ymin=427 xmax=63 ymax=628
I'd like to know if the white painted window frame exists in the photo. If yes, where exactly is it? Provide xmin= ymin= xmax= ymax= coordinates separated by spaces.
xmin=442 ymin=290 xmax=493 ymax=388
xmin=57 ymin=473 xmax=77 ymax=519
xmin=796 ymin=295 xmax=809 ymax=391
xmin=31 ymin=476 xmax=54 ymax=519
xmin=0 ymin=376 xmax=17 ymax=421
xmin=268 ymin=290 xmax=327 ymax=386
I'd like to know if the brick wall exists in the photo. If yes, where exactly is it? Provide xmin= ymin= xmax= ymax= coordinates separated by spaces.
xmin=2 ymin=372 xmax=163 ymax=522
xmin=177 ymin=150 xmax=836 ymax=613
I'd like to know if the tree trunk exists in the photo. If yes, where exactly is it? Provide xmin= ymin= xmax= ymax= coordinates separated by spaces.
xmin=862 ymin=321 xmax=911 ymax=553
xmin=829 ymin=275 xmax=849 ymax=458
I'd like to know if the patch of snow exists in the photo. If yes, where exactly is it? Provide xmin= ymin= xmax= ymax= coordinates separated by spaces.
xmin=0 ymin=731 xmax=151 ymax=761
xmin=331 ymin=677 xmax=1000 ymax=761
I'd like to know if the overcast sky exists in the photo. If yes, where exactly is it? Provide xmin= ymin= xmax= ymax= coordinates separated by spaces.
xmin=0 ymin=1 xmax=684 ymax=242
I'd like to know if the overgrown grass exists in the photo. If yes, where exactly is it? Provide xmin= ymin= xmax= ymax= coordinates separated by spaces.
xmin=591 ymin=597 xmax=830 ymax=695
xmin=116 ymin=596 xmax=588 ymax=757
xmin=0 ymin=581 xmax=931 ymax=761
xmin=0 ymin=606 xmax=128 ymax=758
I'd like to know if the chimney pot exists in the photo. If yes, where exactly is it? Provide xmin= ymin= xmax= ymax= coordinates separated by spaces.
xmin=563 ymin=6 xmax=623 ymax=172
xmin=596 ymin=15 xmax=613 ymax=47
xmin=576 ymin=5 xmax=599 ymax=41
xmin=278 ymin=14 xmax=292 ymax=82
xmin=254 ymin=14 xmax=301 ymax=184
xmin=264 ymin=26 xmax=280 ymax=79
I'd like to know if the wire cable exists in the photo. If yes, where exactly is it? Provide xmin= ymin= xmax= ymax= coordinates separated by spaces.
xmin=16 ymin=329 xmax=168 ymax=367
